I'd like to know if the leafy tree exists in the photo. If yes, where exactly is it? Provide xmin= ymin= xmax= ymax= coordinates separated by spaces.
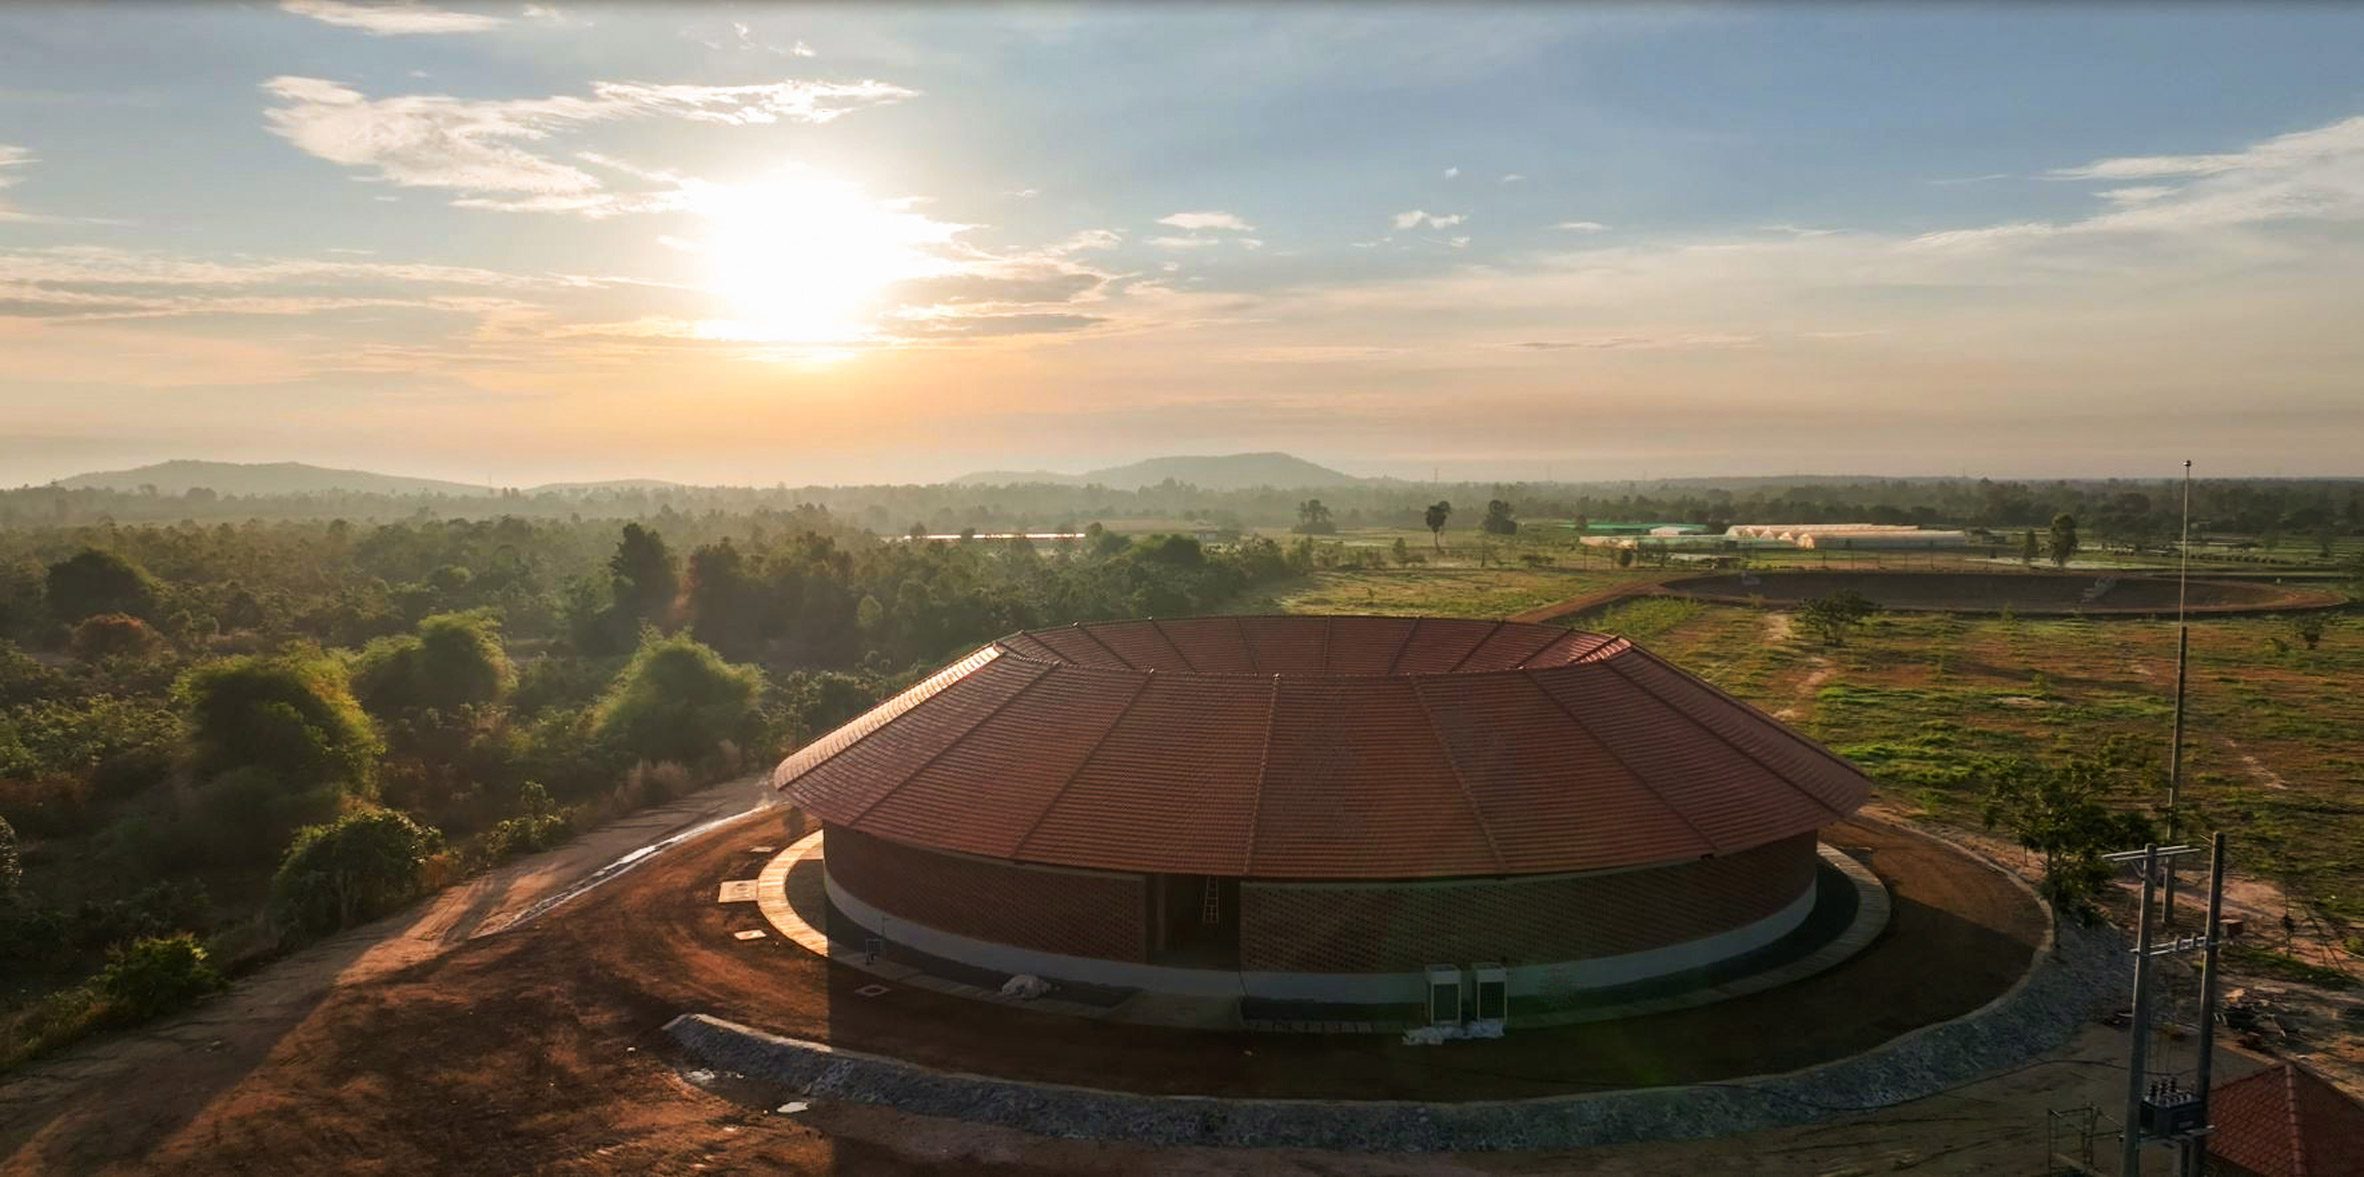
xmin=608 ymin=523 xmax=678 ymax=629
xmin=1798 ymin=589 xmax=1882 ymax=646
xmin=2048 ymin=513 xmax=2079 ymax=568
xmin=592 ymin=633 xmax=763 ymax=767
xmin=45 ymin=550 xmax=159 ymax=623
xmin=1294 ymin=499 xmax=1336 ymax=535
xmin=1982 ymin=756 xmax=2156 ymax=924
xmin=95 ymin=933 xmax=224 ymax=1022
xmin=1390 ymin=537 xmax=1411 ymax=566
xmin=2020 ymin=529 xmax=2039 ymax=567
xmin=269 ymin=808 xmax=444 ymax=939
xmin=177 ymin=653 xmax=380 ymax=788
xmin=68 ymin=613 xmax=163 ymax=662
xmin=683 ymin=539 xmax=764 ymax=661
xmin=1424 ymin=501 xmax=1453 ymax=550
xmin=352 ymin=612 xmax=512 ymax=715
xmin=1480 ymin=499 xmax=1519 ymax=536
xmin=1131 ymin=533 xmax=1207 ymax=568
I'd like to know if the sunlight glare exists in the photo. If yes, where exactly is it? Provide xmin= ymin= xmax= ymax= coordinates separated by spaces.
xmin=691 ymin=167 xmax=960 ymax=348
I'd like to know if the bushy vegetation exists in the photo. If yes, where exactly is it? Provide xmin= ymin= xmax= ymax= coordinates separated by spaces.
xmin=0 ymin=506 xmax=1299 ymax=1067
xmin=269 ymin=809 xmax=445 ymax=940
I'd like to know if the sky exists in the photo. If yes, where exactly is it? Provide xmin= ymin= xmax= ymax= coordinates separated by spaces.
xmin=3 ymin=3 xmax=2363 ymax=487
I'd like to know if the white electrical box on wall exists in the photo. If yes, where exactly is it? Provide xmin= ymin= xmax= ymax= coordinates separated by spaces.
xmin=1471 ymin=962 xmax=1509 ymax=1023
xmin=1425 ymin=964 xmax=1463 ymax=1026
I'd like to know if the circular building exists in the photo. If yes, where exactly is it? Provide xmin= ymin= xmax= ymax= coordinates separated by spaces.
xmin=773 ymin=616 xmax=1871 ymax=1005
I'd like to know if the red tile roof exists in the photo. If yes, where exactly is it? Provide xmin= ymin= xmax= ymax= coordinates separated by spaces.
xmin=774 ymin=616 xmax=1872 ymax=879
xmin=2211 ymin=1062 xmax=2364 ymax=1177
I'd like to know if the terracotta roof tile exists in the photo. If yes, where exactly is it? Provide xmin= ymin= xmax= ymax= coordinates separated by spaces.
xmin=2212 ymin=1062 xmax=2364 ymax=1177
xmin=779 ymin=616 xmax=1872 ymax=879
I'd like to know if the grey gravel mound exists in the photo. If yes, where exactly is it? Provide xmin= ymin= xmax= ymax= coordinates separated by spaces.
xmin=665 ymin=917 xmax=2121 ymax=1151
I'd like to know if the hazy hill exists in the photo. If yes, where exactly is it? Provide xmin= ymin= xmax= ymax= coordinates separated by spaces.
xmin=957 ymin=452 xmax=1362 ymax=491
xmin=54 ymin=460 xmax=492 ymax=497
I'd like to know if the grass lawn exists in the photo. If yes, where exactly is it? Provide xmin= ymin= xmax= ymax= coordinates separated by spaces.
xmin=1229 ymin=565 xmax=1655 ymax=619
xmin=1639 ymin=606 xmax=2364 ymax=923
xmin=1250 ymin=558 xmax=2363 ymax=930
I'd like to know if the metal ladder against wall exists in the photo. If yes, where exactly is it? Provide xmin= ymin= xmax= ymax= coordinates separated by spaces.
xmin=1201 ymin=876 xmax=1222 ymax=925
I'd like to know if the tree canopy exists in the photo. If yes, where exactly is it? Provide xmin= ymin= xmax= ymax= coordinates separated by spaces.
xmin=352 ymin=612 xmax=513 ymax=716
xmin=176 ymin=653 xmax=380 ymax=788
xmin=44 ymin=550 xmax=159 ymax=624
xmin=2048 ymin=513 xmax=2080 ymax=568
xmin=591 ymin=633 xmax=764 ymax=767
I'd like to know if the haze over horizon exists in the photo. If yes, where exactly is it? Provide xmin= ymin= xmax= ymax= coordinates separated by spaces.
xmin=6 ymin=4 xmax=2364 ymax=486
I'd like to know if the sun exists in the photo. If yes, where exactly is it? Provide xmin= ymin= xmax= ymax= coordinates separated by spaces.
xmin=690 ymin=167 xmax=960 ymax=347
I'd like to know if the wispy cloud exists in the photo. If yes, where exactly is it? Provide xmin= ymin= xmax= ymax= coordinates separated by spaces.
xmin=0 ymin=145 xmax=32 ymax=222
xmin=1512 ymin=333 xmax=1759 ymax=351
xmin=1156 ymin=210 xmax=1253 ymax=232
xmin=1554 ymin=220 xmax=1608 ymax=232
xmin=1441 ymin=166 xmax=1459 ymax=180
xmin=280 ymin=0 xmax=505 ymax=36
xmin=261 ymin=76 xmax=915 ymax=209
xmin=1391 ymin=209 xmax=1464 ymax=230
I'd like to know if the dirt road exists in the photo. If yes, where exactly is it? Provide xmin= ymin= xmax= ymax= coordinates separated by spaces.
xmin=0 ymin=773 xmax=780 ymax=1174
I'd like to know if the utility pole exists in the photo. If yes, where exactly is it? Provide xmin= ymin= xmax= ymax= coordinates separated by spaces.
xmin=2165 ymin=460 xmax=2192 ymax=924
xmin=2183 ymin=832 xmax=2230 ymax=1177
xmin=2123 ymin=842 xmax=2160 ymax=1177
xmin=2105 ymin=840 xmax=2212 ymax=1176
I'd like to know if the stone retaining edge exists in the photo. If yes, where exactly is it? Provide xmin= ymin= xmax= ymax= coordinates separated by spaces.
xmin=664 ymin=914 xmax=2120 ymax=1152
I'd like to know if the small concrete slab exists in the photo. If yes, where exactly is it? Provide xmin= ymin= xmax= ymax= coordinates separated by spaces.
xmin=718 ymin=879 xmax=761 ymax=903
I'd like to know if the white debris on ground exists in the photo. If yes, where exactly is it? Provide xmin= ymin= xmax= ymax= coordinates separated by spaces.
xmin=1399 ymin=1020 xmax=1506 ymax=1046
xmin=998 ymin=974 xmax=1052 ymax=1000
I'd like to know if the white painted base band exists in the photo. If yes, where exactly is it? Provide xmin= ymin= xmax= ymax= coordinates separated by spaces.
xmin=823 ymin=869 xmax=1820 ymax=1005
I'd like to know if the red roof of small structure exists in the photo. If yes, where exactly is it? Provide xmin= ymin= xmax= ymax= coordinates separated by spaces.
xmin=2211 ymin=1062 xmax=2364 ymax=1177
xmin=774 ymin=616 xmax=1872 ymax=880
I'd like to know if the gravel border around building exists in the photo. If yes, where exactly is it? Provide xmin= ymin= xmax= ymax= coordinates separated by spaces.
xmin=665 ymin=912 xmax=2122 ymax=1151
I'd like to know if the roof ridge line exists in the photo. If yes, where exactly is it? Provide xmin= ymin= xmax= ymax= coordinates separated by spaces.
xmin=1521 ymin=667 xmax=1727 ymax=856
xmin=1073 ymin=621 xmax=1136 ymax=669
xmin=1513 ymin=628 xmax=1576 ymax=670
xmin=1319 ymin=614 xmax=1334 ymax=673
xmin=1409 ymin=678 xmax=1508 ymax=873
xmin=770 ymin=644 xmax=999 ymax=792
xmin=1443 ymin=619 xmax=1507 ymax=673
xmin=1010 ymin=670 xmax=1156 ymax=859
xmin=1144 ymin=617 xmax=1200 ymax=672
xmin=2284 ymin=1062 xmax=2307 ymax=1177
xmin=1607 ymin=646 xmax=1854 ymax=820
xmin=1382 ymin=616 xmax=1423 ymax=675
xmin=841 ymin=659 xmax=1054 ymax=827
xmin=1236 ymin=615 xmax=1262 ymax=675
xmin=1241 ymin=674 xmax=1281 ymax=876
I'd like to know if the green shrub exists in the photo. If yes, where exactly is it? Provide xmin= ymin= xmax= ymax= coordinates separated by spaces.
xmin=591 ymin=634 xmax=762 ymax=768
xmin=269 ymin=808 xmax=444 ymax=941
xmin=95 ymin=933 xmax=224 ymax=1022
xmin=480 ymin=782 xmax=570 ymax=862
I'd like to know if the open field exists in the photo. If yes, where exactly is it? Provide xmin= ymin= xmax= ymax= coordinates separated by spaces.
xmin=1227 ymin=566 xmax=1662 ymax=619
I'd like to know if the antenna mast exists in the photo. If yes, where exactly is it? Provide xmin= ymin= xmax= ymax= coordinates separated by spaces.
xmin=2165 ymin=460 xmax=2191 ymax=921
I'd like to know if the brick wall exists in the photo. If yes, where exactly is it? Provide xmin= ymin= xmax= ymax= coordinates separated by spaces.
xmin=1238 ymin=834 xmax=1819 ymax=973
xmin=823 ymin=824 xmax=1149 ymax=963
